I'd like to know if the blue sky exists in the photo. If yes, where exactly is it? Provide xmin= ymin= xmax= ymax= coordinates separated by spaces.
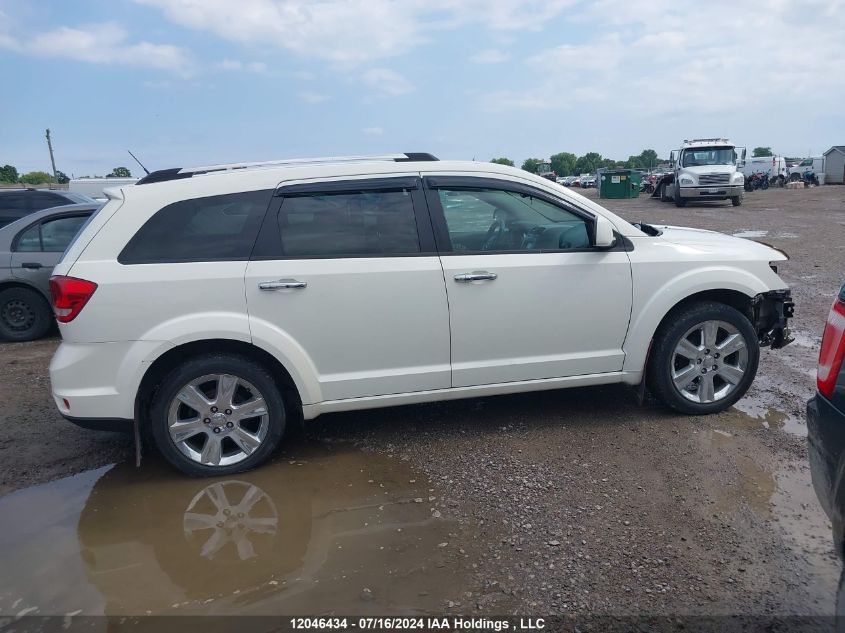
xmin=1 ymin=0 xmax=843 ymax=177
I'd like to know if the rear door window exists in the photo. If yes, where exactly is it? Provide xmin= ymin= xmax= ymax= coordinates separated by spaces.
xmin=40 ymin=215 xmax=90 ymax=251
xmin=277 ymin=188 xmax=420 ymax=257
xmin=13 ymin=214 xmax=92 ymax=252
xmin=118 ymin=190 xmax=273 ymax=264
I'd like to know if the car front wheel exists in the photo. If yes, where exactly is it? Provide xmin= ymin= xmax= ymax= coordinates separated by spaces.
xmin=149 ymin=354 xmax=286 ymax=476
xmin=648 ymin=302 xmax=759 ymax=415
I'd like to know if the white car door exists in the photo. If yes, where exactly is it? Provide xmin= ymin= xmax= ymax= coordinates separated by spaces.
xmin=424 ymin=175 xmax=633 ymax=388
xmin=245 ymin=176 xmax=451 ymax=402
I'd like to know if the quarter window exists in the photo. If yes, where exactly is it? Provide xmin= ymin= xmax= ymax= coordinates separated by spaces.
xmin=15 ymin=224 xmax=41 ymax=251
xmin=436 ymin=188 xmax=591 ymax=252
xmin=119 ymin=190 xmax=272 ymax=264
xmin=278 ymin=189 xmax=420 ymax=257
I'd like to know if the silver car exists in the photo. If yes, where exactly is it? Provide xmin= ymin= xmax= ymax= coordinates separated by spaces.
xmin=0 ymin=203 xmax=98 ymax=341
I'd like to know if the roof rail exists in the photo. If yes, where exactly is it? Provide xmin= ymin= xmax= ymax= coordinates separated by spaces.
xmin=136 ymin=152 xmax=439 ymax=185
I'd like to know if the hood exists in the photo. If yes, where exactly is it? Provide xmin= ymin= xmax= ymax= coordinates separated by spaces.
xmin=655 ymin=225 xmax=788 ymax=262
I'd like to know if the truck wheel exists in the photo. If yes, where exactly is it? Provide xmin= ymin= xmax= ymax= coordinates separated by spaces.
xmin=149 ymin=353 xmax=286 ymax=476
xmin=674 ymin=188 xmax=687 ymax=207
xmin=731 ymin=195 xmax=742 ymax=206
xmin=648 ymin=301 xmax=759 ymax=415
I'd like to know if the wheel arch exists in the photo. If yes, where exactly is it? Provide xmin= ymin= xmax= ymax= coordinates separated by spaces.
xmin=135 ymin=338 xmax=305 ymax=435
xmin=623 ymin=270 xmax=770 ymax=375
xmin=0 ymin=279 xmax=50 ymax=301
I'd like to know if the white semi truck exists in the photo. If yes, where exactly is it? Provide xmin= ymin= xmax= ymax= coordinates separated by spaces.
xmin=655 ymin=138 xmax=746 ymax=207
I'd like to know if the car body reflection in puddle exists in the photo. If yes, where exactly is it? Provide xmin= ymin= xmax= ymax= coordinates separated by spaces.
xmin=0 ymin=442 xmax=469 ymax=616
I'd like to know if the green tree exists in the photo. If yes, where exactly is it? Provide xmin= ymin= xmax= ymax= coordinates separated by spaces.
xmin=638 ymin=149 xmax=659 ymax=170
xmin=550 ymin=152 xmax=577 ymax=177
xmin=108 ymin=166 xmax=132 ymax=177
xmin=624 ymin=155 xmax=641 ymax=169
xmin=521 ymin=158 xmax=545 ymax=173
xmin=55 ymin=170 xmax=70 ymax=184
xmin=0 ymin=164 xmax=18 ymax=183
xmin=575 ymin=152 xmax=602 ymax=174
xmin=752 ymin=147 xmax=773 ymax=157
xmin=19 ymin=171 xmax=54 ymax=185
xmin=490 ymin=157 xmax=514 ymax=166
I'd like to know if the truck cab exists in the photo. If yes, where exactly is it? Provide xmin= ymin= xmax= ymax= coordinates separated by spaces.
xmin=659 ymin=138 xmax=746 ymax=207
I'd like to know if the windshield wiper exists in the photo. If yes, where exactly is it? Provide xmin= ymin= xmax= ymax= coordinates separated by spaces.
xmin=633 ymin=222 xmax=662 ymax=236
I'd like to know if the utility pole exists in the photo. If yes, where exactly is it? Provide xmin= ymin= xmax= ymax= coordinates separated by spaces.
xmin=45 ymin=128 xmax=57 ymax=182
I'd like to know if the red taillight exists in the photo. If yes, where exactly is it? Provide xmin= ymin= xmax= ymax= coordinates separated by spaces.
xmin=817 ymin=298 xmax=845 ymax=399
xmin=49 ymin=276 xmax=98 ymax=323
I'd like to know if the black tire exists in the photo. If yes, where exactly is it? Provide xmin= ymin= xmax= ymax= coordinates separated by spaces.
xmin=674 ymin=187 xmax=687 ymax=207
xmin=0 ymin=286 xmax=53 ymax=342
xmin=789 ymin=172 xmax=801 ymax=182
xmin=647 ymin=301 xmax=759 ymax=415
xmin=731 ymin=195 xmax=742 ymax=206
xmin=149 ymin=353 xmax=286 ymax=476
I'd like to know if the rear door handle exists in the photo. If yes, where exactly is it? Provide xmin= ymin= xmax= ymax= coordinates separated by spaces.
xmin=454 ymin=271 xmax=498 ymax=283
xmin=258 ymin=279 xmax=307 ymax=290
xmin=21 ymin=262 xmax=43 ymax=270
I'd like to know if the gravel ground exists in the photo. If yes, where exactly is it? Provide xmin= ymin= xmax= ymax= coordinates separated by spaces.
xmin=0 ymin=185 xmax=843 ymax=618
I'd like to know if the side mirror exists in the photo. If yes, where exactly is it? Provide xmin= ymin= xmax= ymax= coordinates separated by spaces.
xmin=594 ymin=215 xmax=616 ymax=248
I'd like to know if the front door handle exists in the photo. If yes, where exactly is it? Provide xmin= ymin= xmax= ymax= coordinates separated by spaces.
xmin=258 ymin=279 xmax=307 ymax=291
xmin=454 ymin=271 xmax=498 ymax=283
xmin=21 ymin=262 xmax=43 ymax=270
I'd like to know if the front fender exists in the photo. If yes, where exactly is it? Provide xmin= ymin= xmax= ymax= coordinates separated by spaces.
xmin=623 ymin=266 xmax=774 ymax=373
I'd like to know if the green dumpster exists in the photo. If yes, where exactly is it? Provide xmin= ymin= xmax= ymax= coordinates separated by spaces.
xmin=599 ymin=169 xmax=641 ymax=199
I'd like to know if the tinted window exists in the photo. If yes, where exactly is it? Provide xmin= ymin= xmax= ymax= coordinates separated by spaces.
xmin=437 ymin=188 xmax=590 ymax=252
xmin=119 ymin=190 xmax=272 ymax=264
xmin=29 ymin=192 xmax=75 ymax=212
xmin=0 ymin=192 xmax=31 ymax=213
xmin=40 ymin=215 xmax=89 ymax=251
xmin=15 ymin=224 xmax=41 ymax=251
xmin=278 ymin=189 xmax=420 ymax=257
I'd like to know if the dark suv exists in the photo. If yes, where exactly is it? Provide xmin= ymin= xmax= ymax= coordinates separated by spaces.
xmin=808 ymin=280 xmax=845 ymax=613
xmin=0 ymin=189 xmax=95 ymax=229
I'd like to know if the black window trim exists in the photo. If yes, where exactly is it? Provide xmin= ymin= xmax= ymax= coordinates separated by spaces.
xmin=250 ymin=176 xmax=438 ymax=261
xmin=422 ymin=175 xmax=629 ymax=255
xmin=11 ymin=211 xmax=94 ymax=253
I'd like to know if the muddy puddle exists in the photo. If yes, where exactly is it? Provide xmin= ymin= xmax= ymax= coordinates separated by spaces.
xmin=0 ymin=442 xmax=470 ymax=616
xmin=697 ymin=410 xmax=839 ymax=601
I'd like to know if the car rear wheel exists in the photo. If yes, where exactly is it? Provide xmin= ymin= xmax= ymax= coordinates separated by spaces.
xmin=150 ymin=354 xmax=286 ymax=476
xmin=648 ymin=302 xmax=759 ymax=415
xmin=0 ymin=287 xmax=53 ymax=342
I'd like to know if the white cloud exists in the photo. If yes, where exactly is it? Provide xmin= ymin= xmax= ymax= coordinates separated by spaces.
xmin=483 ymin=0 xmax=845 ymax=119
xmin=217 ymin=59 xmax=267 ymax=73
xmin=469 ymin=48 xmax=510 ymax=64
xmin=133 ymin=0 xmax=580 ymax=65
xmin=362 ymin=126 xmax=384 ymax=135
xmin=299 ymin=91 xmax=329 ymax=103
xmin=361 ymin=68 xmax=414 ymax=96
xmin=0 ymin=21 xmax=192 ymax=74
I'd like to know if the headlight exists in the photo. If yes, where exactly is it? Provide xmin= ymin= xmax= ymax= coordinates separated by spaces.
xmin=732 ymin=173 xmax=744 ymax=182
xmin=679 ymin=176 xmax=694 ymax=185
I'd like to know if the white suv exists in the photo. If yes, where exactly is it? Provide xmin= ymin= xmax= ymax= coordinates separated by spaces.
xmin=49 ymin=153 xmax=794 ymax=476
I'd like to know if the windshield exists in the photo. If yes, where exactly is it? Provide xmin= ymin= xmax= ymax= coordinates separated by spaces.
xmin=681 ymin=147 xmax=736 ymax=167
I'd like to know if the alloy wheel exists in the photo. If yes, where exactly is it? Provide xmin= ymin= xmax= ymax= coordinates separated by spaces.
xmin=167 ymin=373 xmax=270 ymax=467
xmin=670 ymin=320 xmax=749 ymax=404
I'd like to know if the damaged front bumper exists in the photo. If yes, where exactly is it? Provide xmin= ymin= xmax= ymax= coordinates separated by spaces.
xmin=752 ymin=289 xmax=794 ymax=348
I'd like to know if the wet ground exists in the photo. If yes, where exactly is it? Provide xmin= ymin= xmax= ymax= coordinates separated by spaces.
xmin=0 ymin=185 xmax=843 ymax=618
